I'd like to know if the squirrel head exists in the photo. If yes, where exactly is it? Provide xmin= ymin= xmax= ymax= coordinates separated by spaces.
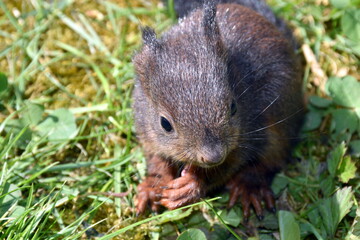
xmin=133 ymin=2 xmax=241 ymax=168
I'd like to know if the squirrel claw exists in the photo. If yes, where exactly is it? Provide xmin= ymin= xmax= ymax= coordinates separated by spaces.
xmin=263 ymin=188 xmax=276 ymax=211
xmin=269 ymin=207 xmax=277 ymax=214
xmin=226 ymin=177 xmax=275 ymax=221
xmin=135 ymin=176 xmax=166 ymax=215
xmin=250 ymin=193 xmax=264 ymax=218
xmin=257 ymin=214 xmax=264 ymax=221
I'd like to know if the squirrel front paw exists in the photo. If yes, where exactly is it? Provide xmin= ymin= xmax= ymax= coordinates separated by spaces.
xmin=159 ymin=166 xmax=205 ymax=209
xmin=135 ymin=176 xmax=165 ymax=215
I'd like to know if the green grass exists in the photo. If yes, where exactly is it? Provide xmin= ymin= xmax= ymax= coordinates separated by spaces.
xmin=0 ymin=0 xmax=359 ymax=239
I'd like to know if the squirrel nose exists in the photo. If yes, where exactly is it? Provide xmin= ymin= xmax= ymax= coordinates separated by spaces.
xmin=198 ymin=144 xmax=226 ymax=167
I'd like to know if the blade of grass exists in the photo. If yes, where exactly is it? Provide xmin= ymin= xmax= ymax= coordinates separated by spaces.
xmin=203 ymin=199 xmax=242 ymax=240
xmin=0 ymin=108 xmax=19 ymax=133
xmin=55 ymin=41 xmax=112 ymax=104
xmin=53 ymin=201 xmax=105 ymax=238
xmin=167 ymin=0 xmax=176 ymax=21
xmin=18 ymin=161 xmax=59 ymax=186
xmin=98 ymin=197 xmax=221 ymax=240
xmin=114 ymin=145 xmax=122 ymax=217
xmin=45 ymin=158 xmax=118 ymax=172
xmin=44 ymin=71 xmax=88 ymax=105
xmin=56 ymin=11 xmax=120 ymax=66
xmin=0 ymin=126 xmax=29 ymax=160
xmin=0 ymin=0 xmax=22 ymax=32
xmin=77 ymin=13 xmax=110 ymax=54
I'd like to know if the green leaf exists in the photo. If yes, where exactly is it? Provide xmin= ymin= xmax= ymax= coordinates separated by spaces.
xmin=334 ymin=187 xmax=354 ymax=228
xmin=302 ymin=111 xmax=322 ymax=131
xmin=279 ymin=210 xmax=300 ymax=240
xmin=156 ymin=207 xmax=193 ymax=224
xmin=60 ymin=185 xmax=80 ymax=197
xmin=218 ymin=206 xmax=242 ymax=227
xmin=36 ymin=108 xmax=78 ymax=141
xmin=0 ymin=72 xmax=8 ymax=93
xmin=341 ymin=9 xmax=360 ymax=42
xmin=186 ymin=212 xmax=211 ymax=229
xmin=356 ymin=108 xmax=360 ymax=119
xmin=320 ymin=175 xmax=335 ymax=197
xmin=271 ymin=174 xmax=289 ymax=196
xmin=177 ymin=228 xmax=207 ymax=240
xmin=330 ymin=0 xmax=351 ymax=8
xmin=346 ymin=38 xmax=360 ymax=57
xmin=21 ymin=101 xmax=45 ymax=126
xmin=326 ymin=76 xmax=360 ymax=108
xmin=327 ymin=143 xmax=346 ymax=177
xmin=309 ymin=96 xmax=332 ymax=108
xmin=261 ymin=213 xmax=279 ymax=230
xmin=346 ymin=207 xmax=360 ymax=240
xmin=258 ymin=234 xmax=276 ymax=240
xmin=207 ymin=225 xmax=231 ymax=240
xmin=318 ymin=187 xmax=354 ymax=238
xmin=330 ymin=109 xmax=358 ymax=135
xmin=337 ymin=156 xmax=357 ymax=183
xmin=307 ymin=206 xmax=322 ymax=229
xmin=349 ymin=140 xmax=360 ymax=156
xmin=4 ymin=119 xmax=32 ymax=149
xmin=299 ymin=222 xmax=325 ymax=240
xmin=0 ymin=182 xmax=25 ymax=219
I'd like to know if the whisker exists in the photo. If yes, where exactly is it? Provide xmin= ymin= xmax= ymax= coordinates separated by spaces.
xmin=253 ymin=95 xmax=279 ymax=120
xmin=237 ymin=144 xmax=268 ymax=162
xmin=239 ymin=107 xmax=304 ymax=136
xmin=236 ymin=84 xmax=252 ymax=101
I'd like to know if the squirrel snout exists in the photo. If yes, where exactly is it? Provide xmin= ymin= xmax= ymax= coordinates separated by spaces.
xmin=197 ymin=145 xmax=226 ymax=167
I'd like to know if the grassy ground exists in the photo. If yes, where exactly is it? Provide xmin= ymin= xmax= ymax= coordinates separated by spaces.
xmin=0 ymin=0 xmax=359 ymax=239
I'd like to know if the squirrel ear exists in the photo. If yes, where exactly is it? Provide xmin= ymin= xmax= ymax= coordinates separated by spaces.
xmin=203 ymin=1 xmax=218 ymax=41
xmin=141 ymin=26 xmax=159 ymax=50
xmin=202 ymin=2 xmax=224 ymax=54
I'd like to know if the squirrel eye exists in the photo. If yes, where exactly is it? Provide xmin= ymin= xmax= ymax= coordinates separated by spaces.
xmin=160 ymin=116 xmax=173 ymax=132
xmin=230 ymin=100 xmax=237 ymax=116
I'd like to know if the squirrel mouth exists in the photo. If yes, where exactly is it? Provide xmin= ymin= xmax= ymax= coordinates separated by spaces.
xmin=197 ymin=154 xmax=226 ymax=168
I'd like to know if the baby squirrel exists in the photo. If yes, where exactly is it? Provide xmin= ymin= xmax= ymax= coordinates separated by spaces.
xmin=133 ymin=0 xmax=304 ymax=220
